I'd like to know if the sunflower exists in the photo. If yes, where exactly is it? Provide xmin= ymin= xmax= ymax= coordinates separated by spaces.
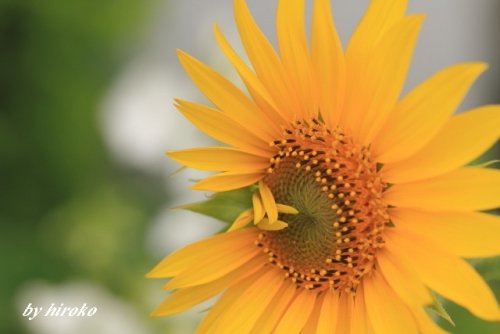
xmin=148 ymin=0 xmax=500 ymax=332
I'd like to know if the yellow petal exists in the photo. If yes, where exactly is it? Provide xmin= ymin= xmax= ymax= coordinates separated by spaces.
xmin=383 ymin=105 xmax=500 ymax=183
xmin=316 ymin=290 xmax=339 ymax=333
xmin=276 ymin=203 xmax=299 ymax=214
xmin=213 ymin=24 xmax=287 ymax=125
xmin=164 ymin=241 xmax=260 ymax=289
xmin=302 ymin=293 xmax=323 ymax=334
xmin=390 ymin=208 xmax=500 ymax=258
xmin=335 ymin=293 xmax=353 ymax=333
xmin=167 ymin=147 xmax=268 ymax=172
xmin=228 ymin=208 xmax=254 ymax=232
xmin=361 ymin=15 xmax=424 ymax=144
xmin=252 ymin=191 xmax=265 ymax=224
xmin=274 ymin=289 xmax=317 ymax=334
xmin=152 ymin=255 xmax=264 ymax=316
xmin=195 ymin=267 xmax=265 ymax=334
xmin=412 ymin=307 xmax=450 ymax=334
xmin=351 ymin=284 xmax=374 ymax=334
xmin=233 ymin=0 xmax=300 ymax=120
xmin=373 ymin=63 xmax=487 ymax=163
xmin=386 ymin=228 xmax=500 ymax=321
xmin=146 ymin=228 xmax=257 ymax=278
xmin=174 ymin=99 xmax=272 ymax=157
xmin=343 ymin=0 xmax=407 ymax=135
xmin=311 ymin=0 xmax=345 ymax=127
xmin=214 ymin=270 xmax=285 ymax=334
xmin=256 ymin=218 xmax=288 ymax=231
xmin=347 ymin=0 xmax=407 ymax=55
xmin=258 ymin=180 xmax=278 ymax=223
xmin=364 ymin=270 xmax=418 ymax=334
xmin=384 ymin=167 xmax=500 ymax=211
xmin=191 ymin=171 xmax=262 ymax=192
xmin=377 ymin=249 xmax=432 ymax=305
xmin=177 ymin=49 xmax=278 ymax=140
xmin=276 ymin=0 xmax=317 ymax=120
xmin=249 ymin=283 xmax=297 ymax=334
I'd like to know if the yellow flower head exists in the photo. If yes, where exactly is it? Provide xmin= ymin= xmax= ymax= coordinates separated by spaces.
xmin=149 ymin=0 xmax=500 ymax=333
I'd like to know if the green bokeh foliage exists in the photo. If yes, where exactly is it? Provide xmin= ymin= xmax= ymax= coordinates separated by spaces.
xmin=0 ymin=0 xmax=165 ymax=333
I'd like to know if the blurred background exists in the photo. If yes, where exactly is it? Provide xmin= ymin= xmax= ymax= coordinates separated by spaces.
xmin=0 ymin=0 xmax=498 ymax=333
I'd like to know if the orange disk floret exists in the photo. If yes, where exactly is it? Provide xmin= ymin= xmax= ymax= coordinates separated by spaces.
xmin=258 ymin=118 xmax=389 ymax=293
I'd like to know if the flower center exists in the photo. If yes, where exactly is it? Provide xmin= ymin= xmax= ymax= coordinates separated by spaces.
xmin=256 ymin=118 xmax=389 ymax=293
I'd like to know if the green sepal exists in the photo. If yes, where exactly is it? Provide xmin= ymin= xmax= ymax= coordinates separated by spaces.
xmin=175 ymin=187 xmax=252 ymax=224
xmin=427 ymin=291 xmax=455 ymax=327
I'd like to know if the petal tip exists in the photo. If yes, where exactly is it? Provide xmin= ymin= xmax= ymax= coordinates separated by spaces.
xmin=190 ymin=179 xmax=214 ymax=191
xmin=150 ymin=308 xmax=163 ymax=317
xmin=165 ymin=150 xmax=175 ymax=157
xmin=175 ymin=48 xmax=187 ymax=58
xmin=467 ymin=61 xmax=488 ymax=74
xmin=145 ymin=269 xmax=161 ymax=279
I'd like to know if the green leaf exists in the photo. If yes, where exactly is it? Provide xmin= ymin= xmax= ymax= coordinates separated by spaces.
xmin=472 ymin=256 xmax=500 ymax=281
xmin=176 ymin=187 xmax=253 ymax=224
xmin=427 ymin=291 xmax=455 ymax=327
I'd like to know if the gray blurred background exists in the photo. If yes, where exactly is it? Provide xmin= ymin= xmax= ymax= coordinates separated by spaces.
xmin=1 ymin=1 xmax=499 ymax=333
